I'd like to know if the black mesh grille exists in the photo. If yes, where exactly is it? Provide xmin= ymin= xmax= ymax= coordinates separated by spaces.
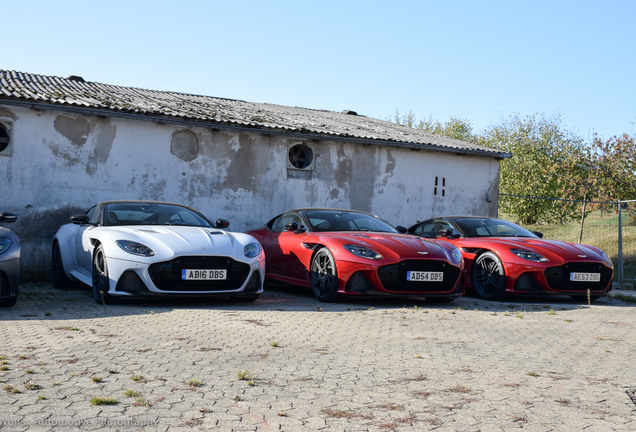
xmin=115 ymin=271 xmax=149 ymax=293
xmin=544 ymin=262 xmax=613 ymax=292
xmin=377 ymin=260 xmax=461 ymax=293
xmin=148 ymin=256 xmax=251 ymax=292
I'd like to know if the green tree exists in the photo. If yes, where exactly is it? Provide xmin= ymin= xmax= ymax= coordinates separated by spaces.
xmin=392 ymin=110 xmax=474 ymax=141
xmin=476 ymin=114 xmax=591 ymax=224
xmin=590 ymin=133 xmax=636 ymax=201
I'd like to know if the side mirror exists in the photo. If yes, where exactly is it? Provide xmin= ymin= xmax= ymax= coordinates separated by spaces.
xmin=0 ymin=212 xmax=17 ymax=223
xmin=532 ymin=231 xmax=544 ymax=238
xmin=70 ymin=214 xmax=90 ymax=225
xmin=214 ymin=218 xmax=230 ymax=229
xmin=395 ymin=226 xmax=407 ymax=234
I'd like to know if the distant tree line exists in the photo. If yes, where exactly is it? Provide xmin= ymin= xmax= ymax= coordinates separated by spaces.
xmin=392 ymin=111 xmax=636 ymax=224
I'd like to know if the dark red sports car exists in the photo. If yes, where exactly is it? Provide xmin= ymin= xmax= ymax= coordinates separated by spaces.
xmin=247 ymin=209 xmax=464 ymax=302
xmin=407 ymin=216 xmax=614 ymax=300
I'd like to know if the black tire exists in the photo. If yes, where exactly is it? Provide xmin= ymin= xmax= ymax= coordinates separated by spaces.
xmin=310 ymin=248 xmax=339 ymax=302
xmin=0 ymin=273 xmax=17 ymax=307
xmin=0 ymin=296 xmax=17 ymax=307
xmin=0 ymin=297 xmax=17 ymax=307
xmin=230 ymin=294 xmax=261 ymax=302
xmin=472 ymin=251 xmax=506 ymax=300
xmin=92 ymin=245 xmax=113 ymax=304
xmin=51 ymin=242 xmax=71 ymax=289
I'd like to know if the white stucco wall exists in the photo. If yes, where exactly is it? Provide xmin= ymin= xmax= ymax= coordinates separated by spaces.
xmin=0 ymin=104 xmax=500 ymax=278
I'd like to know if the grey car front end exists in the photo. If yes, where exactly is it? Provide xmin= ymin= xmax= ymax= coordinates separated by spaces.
xmin=0 ymin=212 xmax=19 ymax=307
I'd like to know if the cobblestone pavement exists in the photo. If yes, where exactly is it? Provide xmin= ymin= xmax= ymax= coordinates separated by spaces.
xmin=1 ymin=283 xmax=635 ymax=431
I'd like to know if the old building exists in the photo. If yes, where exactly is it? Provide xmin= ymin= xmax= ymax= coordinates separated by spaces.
xmin=0 ymin=70 xmax=510 ymax=279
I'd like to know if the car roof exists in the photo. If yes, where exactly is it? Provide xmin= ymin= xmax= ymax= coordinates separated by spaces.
xmin=99 ymin=200 xmax=188 ymax=206
xmin=97 ymin=200 xmax=204 ymax=215
xmin=436 ymin=216 xmax=496 ymax=219
xmin=278 ymin=208 xmax=385 ymax=218
xmin=296 ymin=208 xmax=374 ymax=213
xmin=414 ymin=216 xmax=496 ymax=223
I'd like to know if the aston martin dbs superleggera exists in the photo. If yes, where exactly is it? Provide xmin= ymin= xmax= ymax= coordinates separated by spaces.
xmin=246 ymin=209 xmax=464 ymax=302
xmin=52 ymin=201 xmax=265 ymax=304
xmin=407 ymin=216 xmax=614 ymax=300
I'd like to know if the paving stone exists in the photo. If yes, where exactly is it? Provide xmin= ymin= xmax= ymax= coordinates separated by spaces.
xmin=1 ymin=284 xmax=635 ymax=430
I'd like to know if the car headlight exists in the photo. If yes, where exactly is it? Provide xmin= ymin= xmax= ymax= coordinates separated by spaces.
xmin=343 ymin=244 xmax=382 ymax=260
xmin=601 ymin=251 xmax=613 ymax=268
xmin=0 ymin=239 xmax=11 ymax=255
xmin=244 ymin=242 xmax=262 ymax=258
xmin=450 ymin=247 xmax=463 ymax=265
xmin=510 ymin=248 xmax=547 ymax=263
xmin=116 ymin=240 xmax=155 ymax=257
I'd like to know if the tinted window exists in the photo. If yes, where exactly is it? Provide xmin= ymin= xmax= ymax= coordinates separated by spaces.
xmin=271 ymin=213 xmax=303 ymax=232
xmin=102 ymin=203 xmax=211 ymax=227
xmin=452 ymin=218 xmax=537 ymax=238
xmin=87 ymin=206 xmax=100 ymax=225
xmin=304 ymin=210 xmax=398 ymax=233
xmin=411 ymin=220 xmax=452 ymax=237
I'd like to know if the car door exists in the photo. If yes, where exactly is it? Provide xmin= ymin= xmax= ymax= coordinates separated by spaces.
xmin=264 ymin=212 xmax=309 ymax=281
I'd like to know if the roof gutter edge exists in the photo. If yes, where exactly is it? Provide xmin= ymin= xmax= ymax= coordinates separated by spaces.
xmin=0 ymin=99 xmax=512 ymax=159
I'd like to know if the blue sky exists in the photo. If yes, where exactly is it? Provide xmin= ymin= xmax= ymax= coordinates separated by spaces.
xmin=4 ymin=0 xmax=635 ymax=140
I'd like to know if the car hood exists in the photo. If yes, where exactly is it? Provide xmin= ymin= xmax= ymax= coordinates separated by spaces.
xmin=323 ymin=232 xmax=452 ymax=261
xmin=460 ymin=237 xmax=607 ymax=261
xmin=97 ymin=225 xmax=256 ymax=260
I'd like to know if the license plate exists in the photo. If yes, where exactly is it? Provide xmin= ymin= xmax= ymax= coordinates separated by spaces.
xmin=569 ymin=272 xmax=601 ymax=282
xmin=181 ymin=269 xmax=227 ymax=280
xmin=407 ymin=271 xmax=444 ymax=282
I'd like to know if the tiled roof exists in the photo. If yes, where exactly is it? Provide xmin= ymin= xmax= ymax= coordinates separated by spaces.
xmin=0 ymin=70 xmax=509 ymax=157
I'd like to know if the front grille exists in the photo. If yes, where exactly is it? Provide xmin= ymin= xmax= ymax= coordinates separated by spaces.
xmin=544 ymin=262 xmax=613 ymax=292
xmin=377 ymin=260 xmax=460 ymax=293
xmin=148 ymin=256 xmax=251 ymax=292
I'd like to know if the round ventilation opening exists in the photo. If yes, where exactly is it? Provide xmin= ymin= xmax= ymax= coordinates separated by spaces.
xmin=288 ymin=143 xmax=314 ymax=170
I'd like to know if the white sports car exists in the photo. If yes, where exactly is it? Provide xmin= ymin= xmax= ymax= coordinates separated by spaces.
xmin=52 ymin=201 xmax=265 ymax=304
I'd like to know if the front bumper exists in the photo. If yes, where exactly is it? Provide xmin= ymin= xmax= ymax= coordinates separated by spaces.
xmin=0 ymin=257 xmax=20 ymax=299
xmin=507 ymin=261 xmax=613 ymax=295
xmin=341 ymin=259 xmax=463 ymax=297
xmin=105 ymin=254 xmax=266 ymax=297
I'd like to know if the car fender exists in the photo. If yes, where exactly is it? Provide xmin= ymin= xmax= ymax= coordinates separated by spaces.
xmin=53 ymin=223 xmax=83 ymax=279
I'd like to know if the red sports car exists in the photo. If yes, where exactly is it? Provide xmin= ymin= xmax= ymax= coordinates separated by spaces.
xmin=407 ymin=216 xmax=614 ymax=301
xmin=246 ymin=209 xmax=464 ymax=302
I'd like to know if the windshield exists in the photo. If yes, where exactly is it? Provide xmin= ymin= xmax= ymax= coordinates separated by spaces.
xmin=452 ymin=218 xmax=538 ymax=238
xmin=102 ymin=203 xmax=212 ymax=227
xmin=304 ymin=210 xmax=398 ymax=233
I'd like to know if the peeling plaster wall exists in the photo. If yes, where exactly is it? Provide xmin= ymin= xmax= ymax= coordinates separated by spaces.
xmin=0 ymin=104 xmax=500 ymax=280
